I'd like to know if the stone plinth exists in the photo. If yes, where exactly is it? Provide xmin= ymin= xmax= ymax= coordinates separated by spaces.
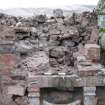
xmin=28 ymin=86 xmax=40 ymax=105
xmin=83 ymin=87 xmax=96 ymax=105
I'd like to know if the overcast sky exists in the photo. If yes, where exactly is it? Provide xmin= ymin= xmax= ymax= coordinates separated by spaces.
xmin=0 ymin=0 xmax=99 ymax=9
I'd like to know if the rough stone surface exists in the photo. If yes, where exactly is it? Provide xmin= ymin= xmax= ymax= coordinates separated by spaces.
xmin=7 ymin=85 xmax=25 ymax=96
xmin=0 ymin=54 xmax=16 ymax=74
xmin=84 ymin=44 xmax=100 ymax=62
xmin=83 ymin=87 xmax=96 ymax=105
xmin=53 ymin=9 xmax=64 ymax=18
xmin=0 ymin=10 xmax=101 ymax=105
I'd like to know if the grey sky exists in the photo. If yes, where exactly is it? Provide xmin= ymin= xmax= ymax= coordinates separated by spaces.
xmin=0 ymin=0 xmax=99 ymax=9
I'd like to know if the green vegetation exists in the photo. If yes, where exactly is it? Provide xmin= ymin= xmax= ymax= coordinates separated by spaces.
xmin=96 ymin=0 xmax=105 ymax=15
xmin=99 ymin=28 xmax=105 ymax=33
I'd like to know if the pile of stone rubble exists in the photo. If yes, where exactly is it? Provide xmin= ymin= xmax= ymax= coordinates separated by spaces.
xmin=13 ymin=9 xmax=98 ymax=75
xmin=0 ymin=9 xmax=102 ymax=105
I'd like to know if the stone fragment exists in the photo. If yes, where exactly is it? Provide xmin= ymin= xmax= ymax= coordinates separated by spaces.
xmin=49 ymin=46 xmax=66 ymax=58
xmin=16 ymin=22 xmax=22 ymax=27
xmin=34 ymin=15 xmax=47 ymax=23
xmin=21 ymin=51 xmax=49 ymax=73
xmin=14 ymin=27 xmax=32 ymax=33
xmin=81 ymin=12 xmax=90 ymax=27
xmin=60 ymin=26 xmax=79 ymax=40
xmin=49 ymin=58 xmax=58 ymax=67
xmin=46 ymin=18 xmax=56 ymax=24
xmin=14 ymin=96 xmax=28 ymax=105
xmin=53 ymin=9 xmax=63 ymax=18
xmin=0 ymin=25 xmax=15 ymax=41
xmin=15 ymin=40 xmax=36 ymax=53
xmin=64 ymin=16 xmax=73 ymax=25
xmin=56 ymin=18 xmax=64 ymax=24
xmin=62 ymin=40 xmax=75 ymax=47
xmin=49 ymin=29 xmax=60 ymax=35
xmin=79 ymin=61 xmax=92 ymax=66
xmin=77 ymin=63 xmax=102 ymax=76
xmin=0 ymin=42 xmax=15 ymax=53
xmin=7 ymin=85 xmax=25 ymax=96
xmin=77 ymin=56 xmax=86 ymax=62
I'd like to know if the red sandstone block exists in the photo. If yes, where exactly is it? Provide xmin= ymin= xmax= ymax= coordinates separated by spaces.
xmin=84 ymin=44 xmax=100 ymax=62
xmin=78 ymin=64 xmax=102 ymax=76
xmin=0 ymin=54 xmax=16 ymax=74
xmin=28 ymin=86 xmax=40 ymax=92
xmin=79 ymin=69 xmax=97 ymax=76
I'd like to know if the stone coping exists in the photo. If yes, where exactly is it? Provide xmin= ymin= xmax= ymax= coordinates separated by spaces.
xmin=27 ymin=75 xmax=105 ymax=88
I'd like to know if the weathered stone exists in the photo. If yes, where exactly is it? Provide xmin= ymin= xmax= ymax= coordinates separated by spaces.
xmin=84 ymin=44 xmax=100 ymax=62
xmin=56 ymin=18 xmax=64 ymax=24
xmin=49 ymin=29 xmax=60 ymax=35
xmin=83 ymin=87 xmax=96 ymax=105
xmin=77 ymin=56 xmax=86 ymax=62
xmin=28 ymin=86 xmax=40 ymax=93
xmin=15 ymin=40 xmax=36 ymax=53
xmin=79 ymin=61 xmax=92 ymax=66
xmin=49 ymin=46 xmax=66 ymax=58
xmin=81 ymin=12 xmax=90 ymax=27
xmin=0 ymin=54 xmax=16 ymax=74
xmin=60 ymin=27 xmax=79 ymax=40
xmin=62 ymin=40 xmax=75 ymax=47
xmin=14 ymin=96 xmax=28 ymax=105
xmin=28 ymin=87 xmax=40 ymax=105
xmin=0 ymin=43 xmax=15 ymax=53
xmin=0 ymin=25 xmax=15 ymax=41
xmin=46 ymin=18 xmax=56 ymax=24
xmin=53 ymin=9 xmax=63 ymax=18
xmin=34 ymin=15 xmax=47 ymax=23
xmin=78 ymin=63 xmax=102 ymax=76
xmin=14 ymin=27 xmax=32 ymax=33
xmin=49 ymin=58 xmax=58 ymax=67
xmin=64 ymin=16 xmax=73 ymax=25
xmin=21 ymin=51 xmax=49 ymax=73
xmin=29 ymin=97 xmax=40 ymax=105
xmin=89 ymin=27 xmax=99 ymax=44
xmin=7 ymin=85 xmax=25 ymax=96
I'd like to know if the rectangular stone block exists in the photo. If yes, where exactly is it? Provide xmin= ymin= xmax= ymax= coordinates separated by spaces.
xmin=83 ymin=87 xmax=96 ymax=105
xmin=84 ymin=87 xmax=96 ymax=95
xmin=78 ymin=66 xmax=100 ymax=76
xmin=78 ymin=63 xmax=102 ymax=76
xmin=29 ymin=97 xmax=40 ymax=105
xmin=7 ymin=85 xmax=25 ymax=96
xmin=28 ymin=92 xmax=40 ymax=98
xmin=28 ymin=86 xmax=40 ymax=92
xmin=0 ymin=44 xmax=15 ymax=53
xmin=0 ymin=54 xmax=16 ymax=74
xmin=84 ymin=44 xmax=100 ymax=62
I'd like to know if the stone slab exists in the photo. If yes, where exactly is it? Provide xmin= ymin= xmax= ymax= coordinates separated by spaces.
xmin=7 ymin=85 xmax=25 ymax=96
